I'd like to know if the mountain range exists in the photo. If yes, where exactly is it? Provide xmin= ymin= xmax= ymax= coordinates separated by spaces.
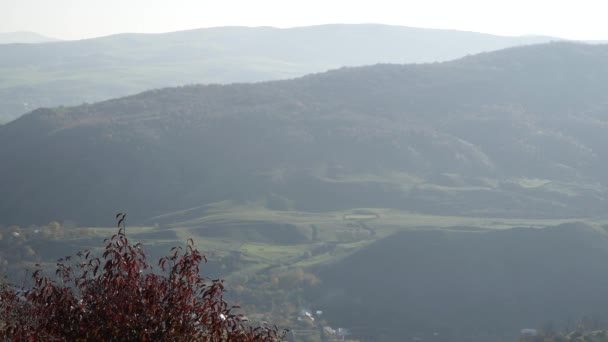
xmin=0 ymin=31 xmax=59 ymax=44
xmin=0 ymin=24 xmax=558 ymax=122
xmin=2 ymin=42 xmax=608 ymax=225
xmin=4 ymin=29 xmax=608 ymax=342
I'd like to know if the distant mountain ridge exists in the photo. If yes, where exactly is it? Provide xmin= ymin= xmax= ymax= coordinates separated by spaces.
xmin=0 ymin=24 xmax=560 ymax=122
xmin=2 ymin=42 xmax=608 ymax=225
xmin=0 ymin=31 xmax=59 ymax=44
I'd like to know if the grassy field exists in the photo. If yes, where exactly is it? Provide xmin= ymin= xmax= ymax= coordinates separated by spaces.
xmin=56 ymin=200 xmax=588 ymax=284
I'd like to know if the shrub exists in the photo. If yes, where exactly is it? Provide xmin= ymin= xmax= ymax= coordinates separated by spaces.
xmin=0 ymin=214 xmax=284 ymax=341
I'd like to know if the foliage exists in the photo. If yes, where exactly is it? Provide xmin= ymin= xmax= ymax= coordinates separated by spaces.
xmin=521 ymin=330 xmax=608 ymax=342
xmin=0 ymin=215 xmax=284 ymax=341
xmin=520 ymin=320 xmax=608 ymax=342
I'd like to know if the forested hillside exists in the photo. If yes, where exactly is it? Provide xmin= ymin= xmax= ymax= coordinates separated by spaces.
xmin=1 ymin=42 xmax=608 ymax=225
xmin=0 ymin=24 xmax=556 ymax=122
xmin=314 ymin=222 xmax=608 ymax=341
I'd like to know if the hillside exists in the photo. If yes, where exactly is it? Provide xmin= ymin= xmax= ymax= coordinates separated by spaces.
xmin=1 ymin=42 xmax=608 ymax=225
xmin=0 ymin=24 xmax=557 ymax=122
xmin=313 ymin=222 xmax=608 ymax=341
xmin=0 ymin=31 xmax=59 ymax=44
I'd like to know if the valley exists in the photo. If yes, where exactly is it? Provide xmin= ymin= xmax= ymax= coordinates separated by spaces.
xmin=4 ymin=35 xmax=608 ymax=340
xmin=1 ymin=199 xmax=600 ymax=341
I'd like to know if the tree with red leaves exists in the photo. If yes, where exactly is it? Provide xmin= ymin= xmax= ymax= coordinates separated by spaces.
xmin=0 ymin=215 xmax=284 ymax=341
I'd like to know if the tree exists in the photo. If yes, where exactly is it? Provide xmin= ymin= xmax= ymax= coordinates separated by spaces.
xmin=0 ymin=215 xmax=284 ymax=341
xmin=310 ymin=224 xmax=319 ymax=242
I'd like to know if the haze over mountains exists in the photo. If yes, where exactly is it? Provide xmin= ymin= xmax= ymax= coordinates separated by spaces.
xmin=0 ymin=24 xmax=559 ymax=123
xmin=1 ymin=42 xmax=608 ymax=225
xmin=5 ymin=22 xmax=608 ymax=341
xmin=0 ymin=31 xmax=59 ymax=44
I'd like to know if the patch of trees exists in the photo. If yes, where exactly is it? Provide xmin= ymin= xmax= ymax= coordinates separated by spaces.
xmin=0 ymin=221 xmax=93 ymax=280
xmin=522 ymin=328 xmax=608 ymax=342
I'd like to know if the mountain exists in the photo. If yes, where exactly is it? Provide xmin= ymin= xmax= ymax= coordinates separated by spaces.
xmin=313 ymin=222 xmax=608 ymax=341
xmin=0 ymin=31 xmax=59 ymax=44
xmin=1 ymin=42 xmax=608 ymax=225
xmin=0 ymin=24 xmax=559 ymax=122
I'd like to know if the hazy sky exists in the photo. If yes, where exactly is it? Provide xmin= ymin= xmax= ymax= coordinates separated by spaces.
xmin=2 ymin=0 xmax=608 ymax=40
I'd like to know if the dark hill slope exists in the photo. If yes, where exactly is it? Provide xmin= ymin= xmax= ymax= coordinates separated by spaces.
xmin=0 ymin=24 xmax=557 ymax=122
xmin=314 ymin=223 xmax=608 ymax=341
xmin=2 ymin=43 xmax=608 ymax=224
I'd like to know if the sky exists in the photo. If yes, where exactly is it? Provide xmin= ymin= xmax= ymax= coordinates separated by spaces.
xmin=2 ymin=0 xmax=608 ymax=40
